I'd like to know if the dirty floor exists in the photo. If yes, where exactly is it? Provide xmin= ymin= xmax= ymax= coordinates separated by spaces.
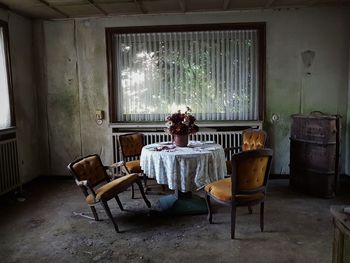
xmin=1 ymin=177 xmax=350 ymax=263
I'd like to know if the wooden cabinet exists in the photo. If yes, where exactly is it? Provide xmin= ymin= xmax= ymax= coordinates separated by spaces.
xmin=289 ymin=113 xmax=340 ymax=198
xmin=331 ymin=206 xmax=350 ymax=263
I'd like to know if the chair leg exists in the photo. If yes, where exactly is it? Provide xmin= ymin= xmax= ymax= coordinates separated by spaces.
xmin=90 ymin=206 xmax=99 ymax=221
xmin=260 ymin=202 xmax=264 ymax=232
xmin=231 ymin=203 xmax=237 ymax=239
xmin=101 ymin=200 xmax=120 ymax=233
xmin=142 ymin=173 xmax=147 ymax=188
xmin=248 ymin=205 xmax=253 ymax=214
xmin=135 ymin=178 xmax=151 ymax=208
xmin=205 ymin=194 xmax=213 ymax=224
xmin=131 ymin=183 xmax=135 ymax=199
xmin=115 ymin=195 xmax=124 ymax=211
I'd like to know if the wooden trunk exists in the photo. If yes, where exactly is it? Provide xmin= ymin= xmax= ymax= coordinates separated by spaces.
xmin=289 ymin=113 xmax=340 ymax=198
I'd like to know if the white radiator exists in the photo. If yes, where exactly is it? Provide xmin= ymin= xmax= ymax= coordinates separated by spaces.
xmin=112 ymin=131 xmax=243 ymax=163
xmin=0 ymin=137 xmax=20 ymax=195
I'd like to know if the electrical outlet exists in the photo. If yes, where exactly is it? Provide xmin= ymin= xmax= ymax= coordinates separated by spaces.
xmin=96 ymin=110 xmax=104 ymax=120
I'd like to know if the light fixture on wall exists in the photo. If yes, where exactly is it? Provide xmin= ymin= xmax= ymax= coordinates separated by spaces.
xmin=301 ymin=50 xmax=315 ymax=72
xmin=299 ymin=50 xmax=316 ymax=114
xmin=95 ymin=110 xmax=104 ymax=125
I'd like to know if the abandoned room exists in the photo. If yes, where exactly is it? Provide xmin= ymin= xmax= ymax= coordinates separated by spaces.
xmin=0 ymin=0 xmax=350 ymax=262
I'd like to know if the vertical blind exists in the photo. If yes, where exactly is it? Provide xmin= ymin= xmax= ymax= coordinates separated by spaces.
xmin=114 ymin=29 xmax=259 ymax=122
xmin=0 ymin=27 xmax=11 ymax=129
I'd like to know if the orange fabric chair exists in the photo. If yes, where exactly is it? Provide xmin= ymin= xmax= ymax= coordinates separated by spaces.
xmin=118 ymin=133 xmax=146 ymax=197
xmin=119 ymin=132 xmax=166 ymax=195
xmin=67 ymin=154 xmax=151 ymax=233
xmin=225 ymin=128 xmax=267 ymax=176
xmin=204 ymin=148 xmax=273 ymax=239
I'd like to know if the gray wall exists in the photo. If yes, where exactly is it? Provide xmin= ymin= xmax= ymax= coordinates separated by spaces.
xmin=35 ymin=7 xmax=350 ymax=175
xmin=0 ymin=10 xmax=45 ymax=183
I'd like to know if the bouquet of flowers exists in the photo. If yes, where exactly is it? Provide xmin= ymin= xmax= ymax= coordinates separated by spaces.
xmin=165 ymin=107 xmax=199 ymax=135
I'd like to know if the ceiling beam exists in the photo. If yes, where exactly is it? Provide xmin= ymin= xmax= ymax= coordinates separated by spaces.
xmin=134 ymin=0 xmax=147 ymax=14
xmin=223 ymin=0 xmax=231 ymax=10
xmin=264 ymin=0 xmax=275 ymax=8
xmin=37 ymin=0 xmax=69 ymax=18
xmin=307 ymin=0 xmax=321 ymax=6
xmin=178 ymin=0 xmax=187 ymax=12
xmin=87 ymin=0 xmax=108 ymax=15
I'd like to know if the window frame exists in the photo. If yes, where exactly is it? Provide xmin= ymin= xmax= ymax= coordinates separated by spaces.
xmin=0 ymin=19 xmax=15 ymax=130
xmin=106 ymin=22 xmax=266 ymax=125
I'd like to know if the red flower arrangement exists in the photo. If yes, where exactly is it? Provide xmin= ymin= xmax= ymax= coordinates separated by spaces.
xmin=165 ymin=107 xmax=199 ymax=136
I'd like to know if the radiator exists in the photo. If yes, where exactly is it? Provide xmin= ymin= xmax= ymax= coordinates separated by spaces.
xmin=0 ymin=138 xmax=20 ymax=195
xmin=112 ymin=131 xmax=243 ymax=163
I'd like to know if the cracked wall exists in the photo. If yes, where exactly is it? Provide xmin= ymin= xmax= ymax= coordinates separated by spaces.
xmin=36 ymin=7 xmax=350 ymax=175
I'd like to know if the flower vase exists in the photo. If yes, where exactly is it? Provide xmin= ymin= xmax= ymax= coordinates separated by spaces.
xmin=173 ymin=134 xmax=189 ymax=147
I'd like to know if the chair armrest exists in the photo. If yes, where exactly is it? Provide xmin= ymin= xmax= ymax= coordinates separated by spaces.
xmin=75 ymin=179 xmax=88 ymax=186
xmin=106 ymin=161 xmax=130 ymax=180
xmin=104 ymin=161 xmax=125 ymax=170
xmin=75 ymin=179 xmax=96 ymax=197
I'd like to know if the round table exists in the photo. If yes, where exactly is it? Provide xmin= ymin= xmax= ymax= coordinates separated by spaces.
xmin=140 ymin=141 xmax=227 ymax=193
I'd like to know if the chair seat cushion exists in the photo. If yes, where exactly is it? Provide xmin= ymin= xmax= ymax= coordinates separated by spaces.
xmin=86 ymin=173 xmax=138 ymax=205
xmin=126 ymin=160 xmax=142 ymax=173
xmin=204 ymin=178 xmax=264 ymax=202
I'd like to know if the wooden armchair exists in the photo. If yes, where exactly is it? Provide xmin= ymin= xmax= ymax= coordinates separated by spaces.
xmin=118 ymin=133 xmax=146 ymax=197
xmin=118 ymin=132 xmax=166 ymax=195
xmin=67 ymin=154 xmax=151 ymax=233
xmin=204 ymin=149 xmax=273 ymax=239
xmin=225 ymin=128 xmax=267 ymax=176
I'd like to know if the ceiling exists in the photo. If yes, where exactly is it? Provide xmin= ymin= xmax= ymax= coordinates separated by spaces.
xmin=0 ymin=0 xmax=348 ymax=20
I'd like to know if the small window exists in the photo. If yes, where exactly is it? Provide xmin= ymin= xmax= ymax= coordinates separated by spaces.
xmin=0 ymin=20 xmax=14 ymax=130
xmin=106 ymin=23 xmax=265 ymax=123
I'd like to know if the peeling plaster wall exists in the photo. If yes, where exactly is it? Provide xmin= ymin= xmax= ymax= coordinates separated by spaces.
xmin=37 ymin=7 xmax=350 ymax=175
xmin=0 ymin=10 xmax=44 ymax=183
xmin=346 ymin=36 xmax=350 ymax=174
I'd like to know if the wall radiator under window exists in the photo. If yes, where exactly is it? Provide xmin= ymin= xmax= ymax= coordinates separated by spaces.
xmin=112 ymin=131 xmax=243 ymax=164
xmin=0 ymin=137 xmax=20 ymax=195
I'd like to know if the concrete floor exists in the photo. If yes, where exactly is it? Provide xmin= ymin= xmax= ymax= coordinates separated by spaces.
xmin=1 ymin=177 xmax=350 ymax=263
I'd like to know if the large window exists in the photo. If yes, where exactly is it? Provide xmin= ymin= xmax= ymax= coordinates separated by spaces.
xmin=0 ymin=21 xmax=14 ymax=130
xmin=106 ymin=23 xmax=265 ymax=123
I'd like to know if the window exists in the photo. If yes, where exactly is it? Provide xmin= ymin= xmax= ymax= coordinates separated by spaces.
xmin=106 ymin=23 xmax=265 ymax=123
xmin=0 ymin=21 xmax=14 ymax=130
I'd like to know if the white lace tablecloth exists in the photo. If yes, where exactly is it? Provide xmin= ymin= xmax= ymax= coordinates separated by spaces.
xmin=140 ymin=141 xmax=227 ymax=192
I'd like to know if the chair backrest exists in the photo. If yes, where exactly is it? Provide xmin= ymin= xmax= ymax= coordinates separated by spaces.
xmin=68 ymin=154 xmax=107 ymax=187
xmin=118 ymin=133 xmax=144 ymax=159
xmin=231 ymin=149 xmax=273 ymax=195
xmin=241 ymin=129 xmax=267 ymax=151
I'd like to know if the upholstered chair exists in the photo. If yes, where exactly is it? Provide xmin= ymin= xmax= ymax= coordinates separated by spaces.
xmin=204 ymin=149 xmax=273 ymax=239
xmin=67 ymin=154 xmax=151 ymax=233
xmin=118 ymin=132 xmax=166 ymax=195
xmin=225 ymin=128 xmax=267 ymax=176
xmin=118 ymin=133 xmax=146 ymax=197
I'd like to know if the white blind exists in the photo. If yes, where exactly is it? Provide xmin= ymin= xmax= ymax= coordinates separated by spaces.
xmin=114 ymin=30 xmax=259 ymax=122
xmin=0 ymin=27 xmax=11 ymax=129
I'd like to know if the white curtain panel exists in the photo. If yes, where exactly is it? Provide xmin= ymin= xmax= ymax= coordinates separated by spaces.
xmin=0 ymin=28 xmax=11 ymax=129
xmin=115 ymin=30 xmax=258 ymax=122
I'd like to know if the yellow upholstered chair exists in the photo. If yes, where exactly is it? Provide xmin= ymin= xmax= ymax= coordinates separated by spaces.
xmin=67 ymin=154 xmax=151 ymax=233
xmin=204 ymin=148 xmax=273 ymax=239
xmin=225 ymin=128 xmax=267 ymax=176
xmin=118 ymin=133 xmax=146 ymax=197
xmin=118 ymin=132 xmax=166 ymax=195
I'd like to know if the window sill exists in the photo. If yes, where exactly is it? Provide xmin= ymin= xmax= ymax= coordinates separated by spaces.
xmin=0 ymin=126 xmax=16 ymax=135
xmin=109 ymin=121 xmax=262 ymax=130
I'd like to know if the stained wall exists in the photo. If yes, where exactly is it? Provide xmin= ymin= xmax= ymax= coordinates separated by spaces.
xmin=36 ymin=7 xmax=350 ymax=175
xmin=0 ymin=10 xmax=46 ymax=183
